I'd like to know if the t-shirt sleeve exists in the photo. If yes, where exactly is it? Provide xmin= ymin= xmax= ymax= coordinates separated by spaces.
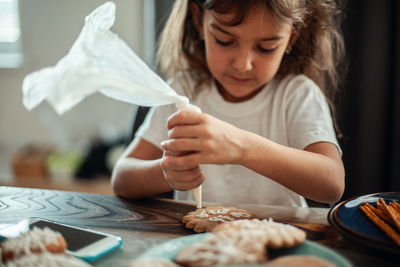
xmin=284 ymin=76 xmax=342 ymax=155
xmin=134 ymin=76 xmax=190 ymax=148
xmin=135 ymin=103 xmax=178 ymax=149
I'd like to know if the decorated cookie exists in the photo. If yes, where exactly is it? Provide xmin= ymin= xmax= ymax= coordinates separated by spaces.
xmin=175 ymin=229 xmax=268 ymax=267
xmin=212 ymin=218 xmax=306 ymax=249
xmin=182 ymin=206 xmax=256 ymax=232
xmin=4 ymin=253 xmax=92 ymax=267
xmin=128 ymin=258 xmax=180 ymax=267
xmin=1 ymin=227 xmax=67 ymax=263
xmin=269 ymin=255 xmax=336 ymax=267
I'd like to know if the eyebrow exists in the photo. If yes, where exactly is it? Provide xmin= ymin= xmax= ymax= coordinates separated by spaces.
xmin=210 ymin=23 xmax=284 ymax=41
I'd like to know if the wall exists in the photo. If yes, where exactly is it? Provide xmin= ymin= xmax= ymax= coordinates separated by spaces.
xmin=0 ymin=0 xmax=147 ymax=178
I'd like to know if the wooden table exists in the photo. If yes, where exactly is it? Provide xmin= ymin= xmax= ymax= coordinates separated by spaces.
xmin=0 ymin=186 xmax=398 ymax=266
xmin=0 ymin=176 xmax=114 ymax=195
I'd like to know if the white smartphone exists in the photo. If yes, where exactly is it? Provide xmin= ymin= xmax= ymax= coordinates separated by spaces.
xmin=0 ymin=217 xmax=122 ymax=262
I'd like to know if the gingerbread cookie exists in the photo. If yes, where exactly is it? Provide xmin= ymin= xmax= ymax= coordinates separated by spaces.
xmin=269 ymin=255 xmax=336 ymax=267
xmin=1 ymin=227 xmax=67 ymax=263
xmin=128 ymin=258 xmax=180 ymax=267
xmin=175 ymin=229 xmax=268 ymax=267
xmin=176 ymin=218 xmax=307 ymax=266
xmin=4 ymin=253 xmax=92 ymax=267
xmin=212 ymin=218 xmax=306 ymax=249
xmin=182 ymin=206 xmax=256 ymax=232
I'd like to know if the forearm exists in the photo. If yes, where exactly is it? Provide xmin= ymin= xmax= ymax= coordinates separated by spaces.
xmin=239 ymin=132 xmax=345 ymax=203
xmin=111 ymin=157 xmax=172 ymax=199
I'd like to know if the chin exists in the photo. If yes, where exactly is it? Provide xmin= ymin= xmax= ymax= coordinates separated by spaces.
xmin=226 ymin=86 xmax=256 ymax=96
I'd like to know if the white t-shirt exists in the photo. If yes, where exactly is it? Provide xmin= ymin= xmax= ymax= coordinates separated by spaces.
xmin=136 ymin=74 xmax=341 ymax=207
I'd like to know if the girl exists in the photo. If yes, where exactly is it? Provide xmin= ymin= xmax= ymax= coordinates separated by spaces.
xmin=112 ymin=0 xmax=346 ymax=207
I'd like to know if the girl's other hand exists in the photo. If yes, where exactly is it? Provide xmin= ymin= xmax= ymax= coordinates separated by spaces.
xmin=161 ymin=110 xmax=245 ymax=166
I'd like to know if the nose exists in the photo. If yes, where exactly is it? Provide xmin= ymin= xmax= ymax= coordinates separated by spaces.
xmin=232 ymin=49 xmax=253 ymax=73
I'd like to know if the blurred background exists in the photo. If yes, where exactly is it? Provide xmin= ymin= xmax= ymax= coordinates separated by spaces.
xmin=0 ymin=0 xmax=398 ymax=200
xmin=339 ymin=0 xmax=400 ymax=200
xmin=0 ymin=0 xmax=153 ymax=193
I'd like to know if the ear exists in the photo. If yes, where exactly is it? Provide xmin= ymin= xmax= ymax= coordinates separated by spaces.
xmin=287 ymin=31 xmax=299 ymax=52
xmin=190 ymin=2 xmax=204 ymax=38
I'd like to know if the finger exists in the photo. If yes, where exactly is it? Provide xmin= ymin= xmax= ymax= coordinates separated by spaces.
xmin=164 ymin=150 xmax=190 ymax=157
xmin=168 ymin=124 xmax=201 ymax=139
xmin=161 ymin=139 xmax=201 ymax=153
xmin=167 ymin=162 xmax=200 ymax=172
xmin=164 ymin=153 xmax=206 ymax=166
xmin=170 ymin=166 xmax=203 ymax=182
xmin=170 ymin=171 xmax=205 ymax=191
xmin=164 ymin=165 xmax=202 ymax=182
xmin=163 ymin=166 xmax=203 ymax=189
xmin=167 ymin=110 xmax=203 ymax=130
xmin=161 ymin=169 xmax=175 ymax=190
xmin=161 ymin=155 xmax=199 ymax=171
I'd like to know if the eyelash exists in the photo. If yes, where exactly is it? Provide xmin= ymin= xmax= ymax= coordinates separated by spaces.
xmin=214 ymin=37 xmax=276 ymax=54
xmin=258 ymin=47 xmax=276 ymax=54
xmin=215 ymin=38 xmax=233 ymax=47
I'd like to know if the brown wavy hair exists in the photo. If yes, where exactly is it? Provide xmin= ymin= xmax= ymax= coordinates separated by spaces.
xmin=156 ymin=0 xmax=346 ymax=136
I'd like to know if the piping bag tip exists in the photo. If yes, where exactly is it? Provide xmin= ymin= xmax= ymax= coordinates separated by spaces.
xmin=192 ymin=185 xmax=202 ymax=209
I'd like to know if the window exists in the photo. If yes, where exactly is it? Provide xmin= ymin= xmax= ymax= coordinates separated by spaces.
xmin=0 ymin=0 xmax=23 ymax=68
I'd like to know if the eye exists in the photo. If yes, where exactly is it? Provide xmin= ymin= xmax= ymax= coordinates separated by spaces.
xmin=258 ymin=46 xmax=276 ymax=54
xmin=214 ymin=37 xmax=233 ymax=47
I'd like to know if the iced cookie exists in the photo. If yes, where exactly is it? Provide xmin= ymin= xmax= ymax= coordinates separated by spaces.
xmin=1 ymin=227 xmax=67 ymax=263
xmin=182 ymin=206 xmax=256 ymax=233
xmin=269 ymin=255 xmax=337 ymax=267
xmin=212 ymin=219 xmax=306 ymax=249
xmin=4 ymin=253 xmax=92 ymax=267
xmin=175 ymin=229 xmax=268 ymax=267
xmin=128 ymin=258 xmax=180 ymax=267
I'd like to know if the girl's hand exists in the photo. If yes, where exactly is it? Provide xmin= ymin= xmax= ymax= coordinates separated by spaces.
xmin=160 ymin=151 xmax=205 ymax=191
xmin=161 ymin=110 xmax=245 ymax=167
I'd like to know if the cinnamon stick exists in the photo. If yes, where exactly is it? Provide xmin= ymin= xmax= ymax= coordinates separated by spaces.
xmin=363 ymin=202 xmax=392 ymax=223
xmin=360 ymin=204 xmax=400 ymax=246
xmin=379 ymin=198 xmax=400 ymax=232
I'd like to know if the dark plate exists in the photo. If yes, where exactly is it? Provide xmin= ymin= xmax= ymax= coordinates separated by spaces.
xmin=328 ymin=192 xmax=400 ymax=255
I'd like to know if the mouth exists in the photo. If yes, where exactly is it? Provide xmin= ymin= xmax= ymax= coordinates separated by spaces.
xmin=229 ymin=75 xmax=251 ymax=83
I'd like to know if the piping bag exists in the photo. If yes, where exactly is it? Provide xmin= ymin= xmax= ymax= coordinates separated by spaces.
xmin=21 ymin=1 xmax=203 ymax=209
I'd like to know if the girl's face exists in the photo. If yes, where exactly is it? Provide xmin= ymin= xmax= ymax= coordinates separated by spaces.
xmin=196 ymin=7 xmax=293 ymax=102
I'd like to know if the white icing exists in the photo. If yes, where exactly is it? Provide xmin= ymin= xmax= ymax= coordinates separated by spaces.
xmin=176 ymin=228 xmax=265 ymax=265
xmin=208 ymin=208 xmax=230 ymax=215
xmin=208 ymin=216 xmax=234 ymax=222
xmin=1 ymin=227 xmax=64 ymax=259
xmin=4 ymin=253 xmax=91 ymax=267
xmin=196 ymin=209 xmax=208 ymax=218
xmin=230 ymin=212 xmax=251 ymax=218
xmin=218 ymin=218 xmax=305 ymax=247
